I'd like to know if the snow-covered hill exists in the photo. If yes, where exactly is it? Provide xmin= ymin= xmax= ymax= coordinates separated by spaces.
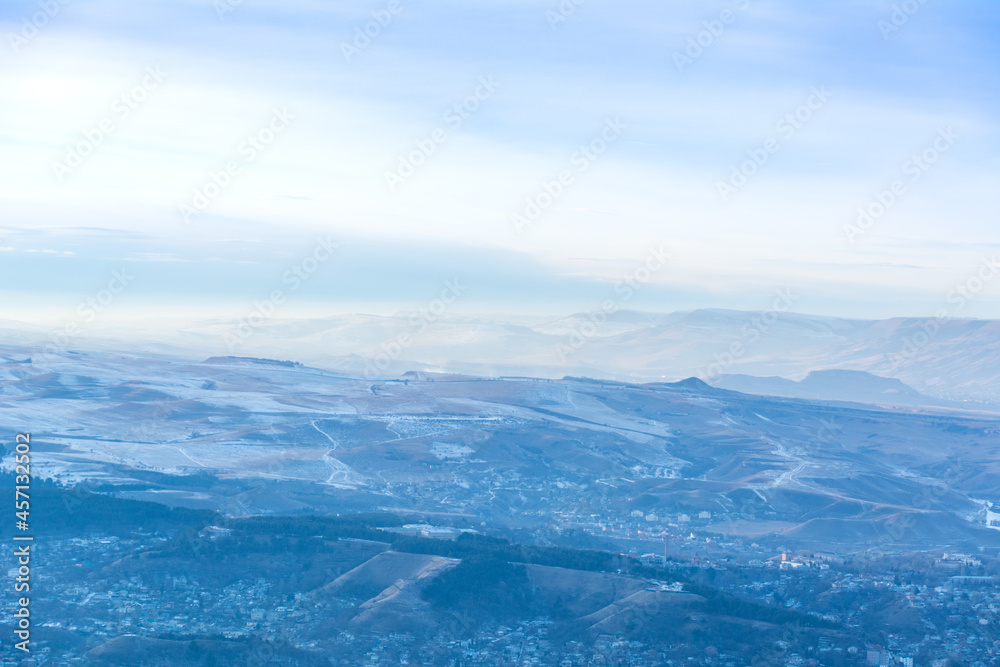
xmin=2 ymin=345 xmax=999 ymax=552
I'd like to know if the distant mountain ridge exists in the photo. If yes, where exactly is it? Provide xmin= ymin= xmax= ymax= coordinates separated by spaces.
xmin=714 ymin=370 xmax=934 ymax=407
xmin=2 ymin=308 xmax=998 ymax=406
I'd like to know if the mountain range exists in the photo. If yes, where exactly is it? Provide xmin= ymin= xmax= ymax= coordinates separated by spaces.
xmin=3 ymin=344 xmax=998 ymax=554
xmin=7 ymin=308 xmax=996 ymax=407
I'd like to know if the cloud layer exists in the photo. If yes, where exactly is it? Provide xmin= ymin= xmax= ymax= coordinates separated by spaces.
xmin=1 ymin=0 xmax=998 ymax=321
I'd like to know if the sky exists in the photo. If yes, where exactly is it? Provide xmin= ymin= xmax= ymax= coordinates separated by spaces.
xmin=1 ymin=0 xmax=999 ymax=325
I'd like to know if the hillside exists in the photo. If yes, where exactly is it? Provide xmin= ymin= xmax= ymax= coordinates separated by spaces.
xmin=2 ymin=345 xmax=999 ymax=554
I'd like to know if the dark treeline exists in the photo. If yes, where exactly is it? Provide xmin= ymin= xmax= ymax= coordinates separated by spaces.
xmin=421 ymin=557 xmax=533 ymax=621
xmin=14 ymin=480 xmax=670 ymax=581
xmin=22 ymin=479 xmax=218 ymax=535
xmin=222 ymin=519 xmax=675 ymax=581
xmin=685 ymin=582 xmax=838 ymax=629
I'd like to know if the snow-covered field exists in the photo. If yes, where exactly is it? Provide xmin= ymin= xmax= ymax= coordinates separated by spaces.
xmin=2 ymin=344 xmax=999 ymax=549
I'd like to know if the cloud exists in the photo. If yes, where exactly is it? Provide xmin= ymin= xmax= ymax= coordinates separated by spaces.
xmin=0 ymin=0 xmax=997 ymax=321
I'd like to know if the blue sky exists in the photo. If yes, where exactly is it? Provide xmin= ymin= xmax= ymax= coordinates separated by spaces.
xmin=1 ymin=0 xmax=998 ymax=323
